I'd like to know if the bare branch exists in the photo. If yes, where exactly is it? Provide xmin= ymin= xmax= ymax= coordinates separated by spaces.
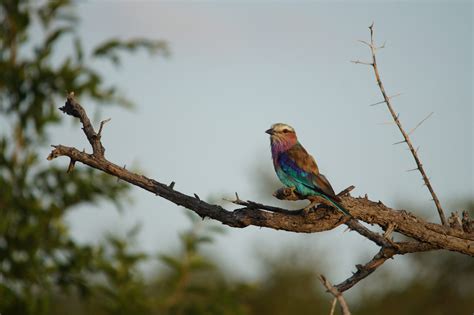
xmin=59 ymin=92 xmax=106 ymax=158
xmin=357 ymin=23 xmax=448 ymax=226
xmin=335 ymin=241 xmax=436 ymax=292
xmin=319 ymin=275 xmax=351 ymax=315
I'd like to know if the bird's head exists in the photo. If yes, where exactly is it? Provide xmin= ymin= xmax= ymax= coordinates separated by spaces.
xmin=265 ymin=123 xmax=298 ymax=145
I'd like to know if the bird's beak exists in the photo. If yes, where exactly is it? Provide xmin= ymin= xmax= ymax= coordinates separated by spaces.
xmin=265 ymin=129 xmax=274 ymax=135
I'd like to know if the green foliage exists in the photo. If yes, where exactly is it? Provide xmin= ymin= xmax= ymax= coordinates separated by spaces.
xmin=93 ymin=227 xmax=151 ymax=315
xmin=93 ymin=38 xmax=169 ymax=66
xmin=154 ymin=212 xmax=248 ymax=315
xmin=0 ymin=1 xmax=167 ymax=314
xmin=356 ymin=250 xmax=474 ymax=315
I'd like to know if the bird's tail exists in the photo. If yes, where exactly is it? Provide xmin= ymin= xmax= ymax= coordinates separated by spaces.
xmin=320 ymin=194 xmax=351 ymax=217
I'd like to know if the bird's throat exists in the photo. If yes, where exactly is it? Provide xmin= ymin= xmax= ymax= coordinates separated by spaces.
xmin=270 ymin=136 xmax=297 ymax=157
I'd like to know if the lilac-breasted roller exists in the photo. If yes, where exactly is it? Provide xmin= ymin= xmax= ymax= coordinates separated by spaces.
xmin=266 ymin=123 xmax=350 ymax=216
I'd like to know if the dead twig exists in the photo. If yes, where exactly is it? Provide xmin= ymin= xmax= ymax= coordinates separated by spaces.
xmin=98 ymin=118 xmax=112 ymax=137
xmin=355 ymin=23 xmax=447 ymax=226
xmin=329 ymin=298 xmax=337 ymax=315
xmin=319 ymin=275 xmax=351 ymax=315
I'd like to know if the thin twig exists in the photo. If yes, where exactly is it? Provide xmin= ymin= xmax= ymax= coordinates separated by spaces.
xmin=98 ymin=118 xmax=112 ymax=137
xmin=329 ymin=298 xmax=337 ymax=315
xmin=319 ymin=275 xmax=351 ymax=315
xmin=357 ymin=23 xmax=447 ymax=226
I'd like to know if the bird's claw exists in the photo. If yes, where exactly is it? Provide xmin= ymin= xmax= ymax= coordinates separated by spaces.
xmin=302 ymin=200 xmax=318 ymax=216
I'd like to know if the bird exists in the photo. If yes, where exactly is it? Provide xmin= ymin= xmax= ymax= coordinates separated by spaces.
xmin=265 ymin=123 xmax=350 ymax=216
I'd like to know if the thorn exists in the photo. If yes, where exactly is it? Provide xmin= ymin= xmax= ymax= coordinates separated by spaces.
xmin=351 ymin=60 xmax=373 ymax=66
xmin=369 ymin=93 xmax=402 ymax=106
xmin=393 ymin=139 xmax=406 ymax=145
xmin=406 ymin=167 xmax=419 ymax=172
xmin=194 ymin=193 xmax=200 ymax=201
xmin=117 ymin=165 xmax=126 ymax=182
xmin=415 ymin=146 xmax=420 ymax=154
xmin=408 ymin=112 xmax=434 ymax=135
xmin=377 ymin=41 xmax=387 ymax=50
xmin=364 ymin=194 xmax=368 ymax=199
xmin=235 ymin=192 xmax=240 ymax=201
xmin=357 ymin=39 xmax=372 ymax=48
xmin=169 ymin=181 xmax=175 ymax=189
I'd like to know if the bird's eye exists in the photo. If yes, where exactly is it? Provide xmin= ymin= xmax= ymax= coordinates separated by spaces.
xmin=283 ymin=129 xmax=290 ymax=133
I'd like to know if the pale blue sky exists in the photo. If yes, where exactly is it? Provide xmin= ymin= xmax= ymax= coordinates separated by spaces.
xmin=53 ymin=1 xmax=472 ymax=292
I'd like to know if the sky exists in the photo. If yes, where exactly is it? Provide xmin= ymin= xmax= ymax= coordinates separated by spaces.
xmin=49 ymin=0 xmax=473 ymax=293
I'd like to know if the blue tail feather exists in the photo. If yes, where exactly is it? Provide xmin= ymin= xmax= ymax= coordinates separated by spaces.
xmin=319 ymin=194 xmax=351 ymax=217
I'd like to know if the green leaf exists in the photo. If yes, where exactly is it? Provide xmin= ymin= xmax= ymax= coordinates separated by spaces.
xmin=92 ymin=38 xmax=169 ymax=66
xmin=159 ymin=254 xmax=182 ymax=271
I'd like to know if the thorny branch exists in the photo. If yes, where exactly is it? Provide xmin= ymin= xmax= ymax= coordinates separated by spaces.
xmin=353 ymin=23 xmax=447 ymax=226
xmin=48 ymin=24 xmax=473 ymax=300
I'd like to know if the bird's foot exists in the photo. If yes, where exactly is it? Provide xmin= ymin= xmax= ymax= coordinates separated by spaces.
xmin=286 ymin=186 xmax=297 ymax=196
xmin=302 ymin=200 xmax=318 ymax=216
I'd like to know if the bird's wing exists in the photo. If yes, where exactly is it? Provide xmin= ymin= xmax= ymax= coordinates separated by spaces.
xmin=313 ymin=173 xmax=340 ymax=201
xmin=279 ymin=143 xmax=339 ymax=199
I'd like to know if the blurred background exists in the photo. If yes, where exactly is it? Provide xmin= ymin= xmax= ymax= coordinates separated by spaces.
xmin=0 ymin=1 xmax=472 ymax=314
